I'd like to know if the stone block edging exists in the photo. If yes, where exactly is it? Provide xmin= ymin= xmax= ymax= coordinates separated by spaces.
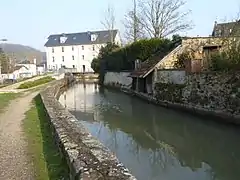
xmin=40 ymin=80 xmax=137 ymax=180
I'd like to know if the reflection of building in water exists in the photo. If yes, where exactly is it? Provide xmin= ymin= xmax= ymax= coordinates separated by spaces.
xmin=59 ymin=82 xmax=99 ymax=113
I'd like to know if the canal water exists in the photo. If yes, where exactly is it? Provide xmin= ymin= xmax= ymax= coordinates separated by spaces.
xmin=59 ymin=82 xmax=240 ymax=180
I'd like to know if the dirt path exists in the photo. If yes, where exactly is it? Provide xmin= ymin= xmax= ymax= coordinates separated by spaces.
xmin=0 ymin=91 xmax=39 ymax=180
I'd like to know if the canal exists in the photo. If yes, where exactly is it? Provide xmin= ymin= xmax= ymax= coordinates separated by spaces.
xmin=59 ymin=82 xmax=240 ymax=180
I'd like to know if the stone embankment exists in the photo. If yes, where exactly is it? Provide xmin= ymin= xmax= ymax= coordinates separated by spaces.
xmin=104 ymin=71 xmax=240 ymax=125
xmin=39 ymin=79 xmax=136 ymax=180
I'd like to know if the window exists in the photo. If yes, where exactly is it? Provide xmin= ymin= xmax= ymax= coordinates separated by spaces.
xmin=52 ymin=56 xmax=55 ymax=62
xmin=60 ymin=36 xmax=67 ymax=43
xmin=91 ymin=34 xmax=98 ymax=41
xmin=82 ymin=45 xmax=84 ymax=50
xmin=73 ymin=65 xmax=75 ymax=68
xmin=62 ymin=56 xmax=64 ymax=62
xmin=72 ymin=55 xmax=75 ymax=60
xmin=62 ymin=47 xmax=64 ymax=52
xmin=52 ymin=47 xmax=54 ymax=53
xmin=72 ymin=46 xmax=74 ymax=51
xmin=92 ymin=45 xmax=95 ymax=51
xmin=82 ymin=55 xmax=84 ymax=60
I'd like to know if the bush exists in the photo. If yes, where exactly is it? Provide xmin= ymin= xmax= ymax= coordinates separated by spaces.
xmin=92 ymin=36 xmax=180 ymax=85
xmin=91 ymin=43 xmax=120 ymax=73
xmin=174 ymin=51 xmax=192 ymax=69
xmin=91 ymin=58 xmax=100 ymax=73
xmin=18 ymin=76 xmax=55 ymax=89
xmin=210 ymin=40 xmax=240 ymax=71
xmin=100 ymin=38 xmax=176 ymax=72
xmin=107 ymin=38 xmax=174 ymax=71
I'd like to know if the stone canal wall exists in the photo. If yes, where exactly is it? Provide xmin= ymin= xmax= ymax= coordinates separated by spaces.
xmin=104 ymin=71 xmax=240 ymax=124
xmin=39 ymin=80 xmax=136 ymax=180
xmin=155 ymin=71 xmax=240 ymax=123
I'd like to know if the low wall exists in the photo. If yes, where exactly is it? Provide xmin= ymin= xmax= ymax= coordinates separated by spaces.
xmin=39 ymin=80 xmax=136 ymax=180
xmin=104 ymin=72 xmax=132 ymax=88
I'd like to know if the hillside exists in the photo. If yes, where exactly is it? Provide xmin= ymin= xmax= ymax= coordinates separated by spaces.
xmin=0 ymin=43 xmax=46 ymax=65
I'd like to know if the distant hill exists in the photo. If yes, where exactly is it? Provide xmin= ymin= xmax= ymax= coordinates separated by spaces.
xmin=0 ymin=43 xmax=46 ymax=65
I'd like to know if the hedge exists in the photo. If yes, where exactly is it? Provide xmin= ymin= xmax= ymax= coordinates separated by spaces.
xmin=91 ymin=36 xmax=181 ymax=73
xmin=17 ymin=76 xmax=55 ymax=89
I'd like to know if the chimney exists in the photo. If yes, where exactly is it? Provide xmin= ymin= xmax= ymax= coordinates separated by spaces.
xmin=135 ymin=59 xmax=141 ymax=70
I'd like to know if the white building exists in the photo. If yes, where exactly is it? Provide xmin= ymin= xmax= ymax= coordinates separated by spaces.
xmin=37 ymin=65 xmax=45 ymax=75
xmin=17 ymin=63 xmax=37 ymax=77
xmin=1 ymin=65 xmax=30 ymax=80
xmin=44 ymin=30 xmax=121 ymax=73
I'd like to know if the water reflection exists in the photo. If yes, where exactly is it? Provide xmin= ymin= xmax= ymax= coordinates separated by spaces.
xmin=59 ymin=83 xmax=240 ymax=180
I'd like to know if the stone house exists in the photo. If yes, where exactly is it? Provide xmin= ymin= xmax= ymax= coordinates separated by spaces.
xmin=129 ymin=45 xmax=183 ymax=94
xmin=128 ymin=36 xmax=239 ymax=94
xmin=158 ymin=36 xmax=238 ymax=72
xmin=212 ymin=20 xmax=240 ymax=37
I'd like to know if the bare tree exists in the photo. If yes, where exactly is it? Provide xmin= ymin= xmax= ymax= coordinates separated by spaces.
xmin=123 ymin=0 xmax=146 ymax=42
xmin=139 ymin=0 xmax=192 ymax=38
xmin=101 ymin=4 xmax=116 ymax=43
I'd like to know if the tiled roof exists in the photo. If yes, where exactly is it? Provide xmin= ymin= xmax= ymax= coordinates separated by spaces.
xmin=44 ymin=30 xmax=118 ymax=47
xmin=2 ymin=65 xmax=28 ymax=74
xmin=129 ymin=45 xmax=182 ymax=78
xmin=212 ymin=21 xmax=240 ymax=37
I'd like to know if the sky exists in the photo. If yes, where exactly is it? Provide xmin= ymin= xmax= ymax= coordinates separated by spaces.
xmin=0 ymin=0 xmax=239 ymax=51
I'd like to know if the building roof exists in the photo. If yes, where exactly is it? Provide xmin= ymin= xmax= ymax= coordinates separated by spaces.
xmin=129 ymin=45 xmax=182 ymax=78
xmin=44 ymin=30 xmax=118 ymax=47
xmin=2 ymin=65 xmax=28 ymax=74
xmin=212 ymin=21 xmax=240 ymax=37
xmin=129 ymin=56 xmax=162 ymax=78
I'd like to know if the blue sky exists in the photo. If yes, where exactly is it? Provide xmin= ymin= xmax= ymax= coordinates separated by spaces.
xmin=0 ymin=0 xmax=239 ymax=51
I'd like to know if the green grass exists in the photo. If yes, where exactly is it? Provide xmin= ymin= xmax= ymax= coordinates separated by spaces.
xmin=18 ymin=76 xmax=55 ymax=89
xmin=23 ymin=95 xmax=68 ymax=180
xmin=0 ymin=93 xmax=19 ymax=113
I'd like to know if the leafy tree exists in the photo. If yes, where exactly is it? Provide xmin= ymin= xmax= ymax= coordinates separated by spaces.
xmin=91 ymin=58 xmax=100 ymax=73
xmin=0 ymin=48 xmax=11 ymax=74
xmin=91 ymin=42 xmax=120 ymax=73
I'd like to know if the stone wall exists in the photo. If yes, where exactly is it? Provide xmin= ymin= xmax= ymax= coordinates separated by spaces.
xmin=156 ymin=37 xmax=236 ymax=72
xmin=154 ymin=72 xmax=240 ymax=123
xmin=156 ymin=69 xmax=186 ymax=84
xmin=40 ymin=80 xmax=136 ymax=180
xmin=104 ymin=72 xmax=132 ymax=88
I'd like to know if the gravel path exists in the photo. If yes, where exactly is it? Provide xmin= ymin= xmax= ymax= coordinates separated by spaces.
xmin=0 ymin=91 xmax=39 ymax=180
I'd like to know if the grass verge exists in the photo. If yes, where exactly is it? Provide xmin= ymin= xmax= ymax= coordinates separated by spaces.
xmin=18 ymin=76 xmax=55 ymax=89
xmin=0 ymin=93 xmax=19 ymax=113
xmin=23 ymin=95 xmax=68 ymax=180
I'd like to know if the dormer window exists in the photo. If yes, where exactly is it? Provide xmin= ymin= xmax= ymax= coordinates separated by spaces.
xmin=60 ymin=36 xmax=67 ymax=44
xmin=91 ymin=34 xmax=98 ymax=41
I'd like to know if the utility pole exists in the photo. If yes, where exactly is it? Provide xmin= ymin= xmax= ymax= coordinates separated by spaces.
xmin=133 ymin=0 xmax=137 ymax=42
